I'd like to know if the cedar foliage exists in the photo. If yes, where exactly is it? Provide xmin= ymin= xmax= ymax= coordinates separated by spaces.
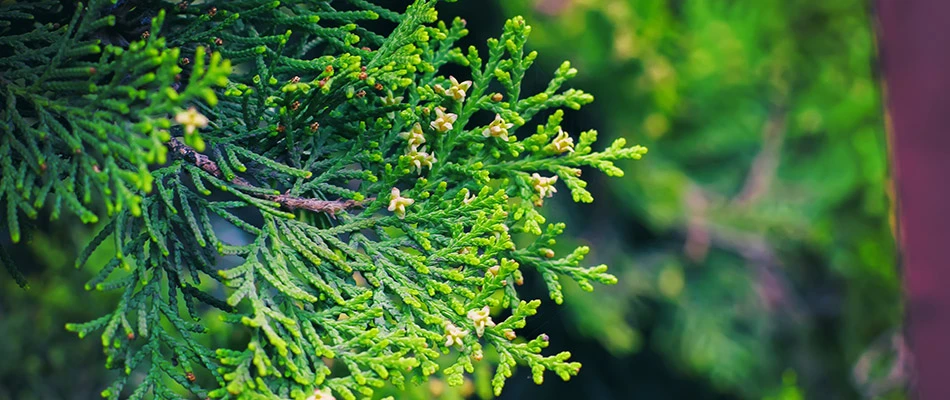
xmin=0 ymin=0 xmax=646 ymax=398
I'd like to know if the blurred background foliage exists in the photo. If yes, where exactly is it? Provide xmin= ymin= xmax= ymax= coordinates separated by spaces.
xmin=494 ymin=0 xmax=905 ymax=399
xmin=0 ymin=0 xmax=905 ymax=399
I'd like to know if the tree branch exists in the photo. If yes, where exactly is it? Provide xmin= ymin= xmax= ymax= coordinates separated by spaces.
xmin=166 ymin=138 xmax=371 ymax=216
xmin=733 ymin=107 xmax=787 ymax=206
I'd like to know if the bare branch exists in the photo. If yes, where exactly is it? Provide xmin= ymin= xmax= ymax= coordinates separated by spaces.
xmin=167 ymin=138 xmax=372 ymax=216
xmin=733 ymin=108 xmax=787 ymax=206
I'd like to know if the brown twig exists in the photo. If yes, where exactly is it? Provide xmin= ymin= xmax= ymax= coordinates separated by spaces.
xmin=683 ymin=185 xmax=711 ymax=262
xmin=166 ymin=138 xmax=372 ymax=216
xmin=733 ymin=108 xmax=787 ymax=206
xmin=680 ymin=182 xmax=803 ymax=316
xmin=535 ymin=0 xmax=573 ymax=16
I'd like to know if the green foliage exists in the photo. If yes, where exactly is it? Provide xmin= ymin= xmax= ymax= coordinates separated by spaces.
xmin=1 ymin=0 xmax=645 ymax=398
xmin=762 ymin=371 xmax=804 ymax=400
xmin=0 ymin=224 xmax=120 ymax=400
xmin=0 ymin=1 xmax=231 ymax=230
xmin=501 ymin=0 xmax=901 ymax=398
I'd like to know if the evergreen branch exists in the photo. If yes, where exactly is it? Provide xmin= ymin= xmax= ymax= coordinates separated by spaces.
xmin=3 ymin=1 xmax=651 ymax=398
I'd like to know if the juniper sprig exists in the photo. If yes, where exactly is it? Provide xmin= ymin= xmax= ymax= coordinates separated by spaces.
xmin=1 ymin=0 xmax=647 ymax=398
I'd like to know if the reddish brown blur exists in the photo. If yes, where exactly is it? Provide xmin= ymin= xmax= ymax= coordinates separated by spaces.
xmin=877 ymin=2 xmax=950 ymax=398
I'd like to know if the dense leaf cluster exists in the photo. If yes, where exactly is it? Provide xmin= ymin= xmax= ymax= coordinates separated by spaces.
xmin=1 ymin=0 xmax=645 ymax=399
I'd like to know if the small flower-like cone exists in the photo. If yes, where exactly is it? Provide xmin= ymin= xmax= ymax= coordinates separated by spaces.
xmin=388 ymin=188 xmax=415 ymax=219
xmin=550 ymin=128 xmax=575 ymax=154
xmin=445 ymin=76 xmax=473 ymax=102
xmin=175 ymin=107 xmax=209 ymax=135
xmin=430 ymin=107 xmax=458 ymax=133
xmin=444 ymin=323 xmax=468 ymax=348
xmin=175 ymin=107 xmax=209 ymax=151
xmin=398 ymin=123 xmax=426 ymax=150
xmin=482 ymin=114 xmax=514 ymax=142
xmin=306 ymin=388 xmax=335 ymax=400
xmin=530 ymin=173 xmax=559 ymax=200
xmin=467 ymin=305 xmax=496 ymax=337
xmin=406 ymin=147 xmax=436 ymax=174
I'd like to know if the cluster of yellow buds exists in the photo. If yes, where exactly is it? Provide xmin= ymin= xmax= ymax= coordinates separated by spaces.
xmin=531 ymin=173 xmax=558 ymax=205
xmin=482 ymin=114 xmax=514 ymax=142
xmin=433 ymin=76 xmax=473 ymax=102
xmin=388 ymin=188 xmax=415 ymax=219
